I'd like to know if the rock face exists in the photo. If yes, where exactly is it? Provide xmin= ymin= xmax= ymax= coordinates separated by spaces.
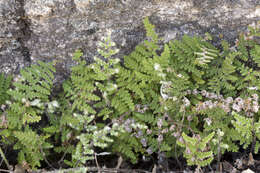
xmin=0 ymin=0 xmax=260 ymax=81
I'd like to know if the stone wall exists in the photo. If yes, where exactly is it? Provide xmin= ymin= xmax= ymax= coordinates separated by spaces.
xmin=0 ymin=0 xmax=259 ymax=83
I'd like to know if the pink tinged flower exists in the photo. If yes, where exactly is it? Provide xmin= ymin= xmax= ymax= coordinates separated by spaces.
xmin=218 ymin=95 xmax=223 ymax=100
xmin=195 ymin=106 xmax=200 ymax=111
xmin=186 ymin=90 xmax=191 ymax=95
xmin=235 ymin=97 xmax=244 ymax=105
xmin=186 ymin=148 xmax=191 ymax=154
xmin=157 ymin=134 xmax=163 ymax=143
xmin=169 ymin=124 xmax=175 ymax=131
xmin=157 ymin=118 xmax=163 ymax=129
xmin=125 ymin=126 xmax=132 ymax=133
xmin=253 ymin=101 xmax=258 ymax=106
xmin=141 ymin=138 xmax=147 ymax=147
xmin=207 ymin=101 xmax=214 ymax=109
xmin=162 ymin=128 xmax=168 ymax=134
xmin=232 ymin=103 xmax=241 ymax=112
xmin=182 ymin=97 xmax=190 ymax=107
xmin=138 ymin=130 xmax=143 ymax=137
xmin=246 ymin=112 xmax=254 ymax=117
xmin=252 ymin=105 xmax=259 ymax=113
xmin=201 ymin=90 xmax=207 ymax=96
xmin=204 ymin=118 xmax=212 ymax=126
xmin=146 ymin=147 xmax=153 ymax=154
xmin=178 ymin=137 xmax=184 ymax=144
xmin=193 ymin=89 xmax=198 ymax=95
xmin=224 ymin=106 xmax=231 ymax=113
xmin=252 ymin=93 xmax=259 ymax=101
xmin=202 ymin=102 xmax=207 ymax=109
xmin=220 ymin=103 xmax=230 ymax=113
xmin=187 ymin=115 xmax=193 ymax=121
xmin=225 ymin=97 xmax=233 ymax=104
xmin=208 ymin=92 xmax=217 ymax=99
xmin=1 ymin=104 xmax=6 ymax=111
xmin=173 ymin=131 xmax=180 ymax=137
xmin=147 ymin=129 xmax=152 ymax=135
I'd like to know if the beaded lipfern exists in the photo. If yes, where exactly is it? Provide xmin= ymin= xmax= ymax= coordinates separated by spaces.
xmin=111 ymin=17 xmax=172 ymax=162
xmin=1 ymin=61 xmax=55 ymax=169
xmin=7 ymin=61 xmax=55 ymax=127
xmin=0 ymin=73 xmax=12 ymax=107
xmin=59 ymin=30 xmax=124 ymax=166
xmin=177 ymin=132 xmax=215 ymax=170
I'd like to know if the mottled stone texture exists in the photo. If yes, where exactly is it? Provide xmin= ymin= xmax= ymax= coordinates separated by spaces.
xmin=0 ymin=0 xmax=260 ymax=80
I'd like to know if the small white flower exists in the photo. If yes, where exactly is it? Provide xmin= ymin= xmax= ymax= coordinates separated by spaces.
xmin=157 ymin=134 xmax=163 ymax=143
xmin=169 ymin=125 xmax=175 ymax=131
xmin=146 ymin=129 xmax=152 ymax=135
xmin=114 ymin=68 xmax=119 ymax=73
xmin=158 ymin=73 xmax=166 ymax=78
xmin=252 ymin=93 xmax=259 ymax=101
xmin=192 ymin=89 xmax=198 ymax=95
xmin=30 ymin=99 xmax=41 ymax=106
xmin=111 ymin=42 xmax=116 ymax=46
xmin=114 ymin=48 xmax=120 ymax=53
xmin=51 ymin=100 xmax=59 ymax=108
xmin=252 ymin=105 xmax=259 ymax=113
xmin=217 ymin=129 xmax=224 ymax=137
xmin=103 ymin=91 xmax=107 ymax=98
xmin=232 ymin=103 xmax=241 ymax=112
xmin=5 ymin=100 xmax=11 ymax=105
xmin=162 ymin=128 xmax=168 ymax=133
xmin=154 ymin=63 xmax=161 ymax=71
xmin=201 ymin=90 xmax=207 ymax=96
xmin=186 ymin=90 xmax=191 ymax=95
xmin=114 ymin=58 xmax=120 ymax=63
xmin=182 ymin=97 xmax=190 ymax=107
xmin=204 ymin=118 xmax=212 ymax=126
xmin=157 ymin=118 xmax=163 ymax=129
xmin=21 ymin=98 xmax=27 ymax=103
xmin=113 ymin=84 xmax=118 ymax=89
xmin=177 ymin=73 xmax=183 ymax=78
xmin=225 ymin=97 xmax=233 ymax=104
xmin=248 ymin=86 xmax=258 ymax=90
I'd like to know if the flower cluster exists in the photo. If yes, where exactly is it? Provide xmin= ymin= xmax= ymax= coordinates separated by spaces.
xmin=135 ymin=104 xmax=149 ymax=113
xmin=184 ymin=89 xmax=259 ymax=117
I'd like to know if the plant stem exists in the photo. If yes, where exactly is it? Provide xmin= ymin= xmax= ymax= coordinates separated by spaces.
xmin=0 ymin=146 xmax=12 ymax=170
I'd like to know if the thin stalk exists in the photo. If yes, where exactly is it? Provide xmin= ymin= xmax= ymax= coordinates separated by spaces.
xmin=0 ymin=146 xmax=11 ymax=171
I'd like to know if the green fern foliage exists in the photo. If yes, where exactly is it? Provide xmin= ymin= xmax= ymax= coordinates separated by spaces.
xmin=0 ymin=73 xmax=12 ymax=107
xmin=58 ymin=30 xmax=125 ymax=167
xmin=177 ymin=132 xmax=215 ymax=168
xmin=7 ymin=61 xmax=55 ymax=128
xmin=0 ymin=16 xmax=260 ymax=172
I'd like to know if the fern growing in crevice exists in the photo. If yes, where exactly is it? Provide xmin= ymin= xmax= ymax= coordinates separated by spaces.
xmin=0 ymin=61 xmax=56 ymax=169
xmin=110 ymin=17 xmax=173 ymax=162
xmin=177 ymin=132 xmax=215 ymax=171
xmin=56 ymin=30 xmax=125 ymax=167
xmin=0 ymin=73 xmax=12 ymax=108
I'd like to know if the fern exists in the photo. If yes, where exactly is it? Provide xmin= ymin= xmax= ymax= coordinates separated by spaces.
xmin=7 ymin=61 xmax=55 ymax=128
xmin=0 ymin=61 xmax=56 ymax=169
xmin=57 ymin=30 xmax=125 ymax=166
xmin=177 ymin=132 xmax=215 ymax=168
xmin=0 ymin=73 xmax=12 ymax=106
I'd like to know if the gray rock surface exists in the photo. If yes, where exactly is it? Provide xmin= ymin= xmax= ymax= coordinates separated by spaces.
xmin=0 ymin=0 xmax=260 ymax=82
